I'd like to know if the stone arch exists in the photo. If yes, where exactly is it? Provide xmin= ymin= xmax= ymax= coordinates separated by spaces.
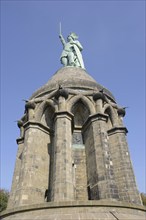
xmin=69 ymin=96 xmax=91 ymax=200
xmin=68 ymin=95 xmax=95 ymax=116
xmin=35 ymin=100 xmax=55 ymax=126
xmin=104 ymin=104 xmax=117 ymax=128
xmin=72 ymin=101 xmax=89 ymax=127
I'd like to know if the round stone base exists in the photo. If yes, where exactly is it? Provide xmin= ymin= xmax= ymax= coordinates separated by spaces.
xmin=1 ymin=201 xmax=146 ymax=220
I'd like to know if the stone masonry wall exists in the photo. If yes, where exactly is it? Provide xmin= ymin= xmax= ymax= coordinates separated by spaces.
xmin=7 ymin=139 xmax=24 ymax=208
xmin=9 ymin=123 xmax=50 ymax=207
xmin=108 ymin=128 xmax=142 ymax=205
xmin=1 ymin=201 xmax=146 ymax=220
xmin=72 ymin=147 xmax=88 ymax=200
xmin=83 ymin=114 xmax=119 ymax=200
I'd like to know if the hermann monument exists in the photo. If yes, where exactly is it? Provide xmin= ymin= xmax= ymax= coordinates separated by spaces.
xmin=1 ymin=32 xmax=146 ymax=219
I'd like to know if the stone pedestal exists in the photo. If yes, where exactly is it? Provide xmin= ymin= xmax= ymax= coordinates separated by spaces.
xmin=5 ymin=67 xmax=144 ymax=219
xmin=1 ymin=201 xmax=146 ymax=220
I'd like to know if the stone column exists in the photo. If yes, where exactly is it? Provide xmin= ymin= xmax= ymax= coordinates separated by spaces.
xmin=82 ymin=113 xmax=119 ymax=200
xmin=25 ymin=101 xmax=36 ymax=121
xmin=108 ymin=127 xmax=142 ymax=205
xmin=13 ymin=121 xmax=51 ymax=207
xmin=93 ymin=92 xmax=105 ymax=114
xmin=7 ymin=137 xmax=24 ymax=208
xmin=55 ymin=87 xmax=69 ymax=111
xmin=51 ymin=111 xmax=74 ymax=201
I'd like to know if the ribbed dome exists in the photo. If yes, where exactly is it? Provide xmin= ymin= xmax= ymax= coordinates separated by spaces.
xmin=30 ymin=67 xmax=115 ymax=101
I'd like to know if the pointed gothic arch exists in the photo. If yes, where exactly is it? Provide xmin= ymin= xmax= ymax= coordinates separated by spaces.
xmin=68 ymin=95 xmax=95 ymax=116
xmin=35 ymin=100 xmax=55 ymax=128
xmin=104 ymin=104 xmax=117 ymax=128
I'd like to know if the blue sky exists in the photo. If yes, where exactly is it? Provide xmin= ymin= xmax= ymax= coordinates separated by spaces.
xmin=1 ymin=0 xmax=145 ymax=194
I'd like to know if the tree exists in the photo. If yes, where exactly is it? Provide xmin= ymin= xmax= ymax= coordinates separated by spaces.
xmin=0 ymin=189 xmax=9 ymax=212
xmin=141 ymin=193 xmax=146 ymax=206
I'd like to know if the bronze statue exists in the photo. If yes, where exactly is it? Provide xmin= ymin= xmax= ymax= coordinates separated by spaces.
xmin=59 ymin=24 xmax=85 ymax=68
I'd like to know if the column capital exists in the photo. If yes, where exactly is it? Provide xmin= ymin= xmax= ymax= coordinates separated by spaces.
xmin=108 ymin=126 xmax=128 ymax=136
xmin=82 ymin=113 xmax=108 ymax=133
xmin=93 ymin=92 xmax=105 ymax=102
xmin=55 ymin=88 xmax=69 ymax=100
xmin=25 ymin=101 xmax=36 ymax=110
xmin=54 ymin=111 xmax=74 ymax=121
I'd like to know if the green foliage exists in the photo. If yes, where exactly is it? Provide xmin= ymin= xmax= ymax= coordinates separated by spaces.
xmin=141 ymin=193 xmax=146 ymax=206
xmin=0 ymin=189 xmax=9 ymax=212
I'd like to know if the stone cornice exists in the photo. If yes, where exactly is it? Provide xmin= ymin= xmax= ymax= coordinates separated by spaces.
xmin=16 ymin=137 xmax=24 ymax=144
xmin=108 ymin=126 xmax=128 ymax=136
xmin=53 ymin=111 xmax=74 ymax=131
xmin=82 ymin=113 xmax=108 ymax=133
xmin=54 ymin=111 xmax=74 ymax=121
xmin=23 ymin=121 xmax=52 ymax=135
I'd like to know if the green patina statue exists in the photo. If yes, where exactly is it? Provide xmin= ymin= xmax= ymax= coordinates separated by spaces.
xmin=59 ymin=32 xmax=85 ymax=69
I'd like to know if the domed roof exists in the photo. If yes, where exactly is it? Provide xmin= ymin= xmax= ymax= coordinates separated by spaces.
xmin=30 ymin=67 xmax=115 ymax=101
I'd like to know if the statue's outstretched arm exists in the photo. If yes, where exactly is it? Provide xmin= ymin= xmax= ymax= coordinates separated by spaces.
xmin=59 ymin=34 xmax=66 ymax=47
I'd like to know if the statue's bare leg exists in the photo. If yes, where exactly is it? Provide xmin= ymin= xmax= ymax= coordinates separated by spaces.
xmin=68 ymin=52 xmax=74 ymax=66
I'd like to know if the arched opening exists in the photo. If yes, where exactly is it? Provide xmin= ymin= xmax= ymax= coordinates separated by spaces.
xmin=41 ymin=105 xmax=55 ymax=129
xmin=40 ymin=104 xmax=55 ymax=202
xmin=72 ymin=99 xmax=90 ymax=126
xmin=71 ymin=99 xmax=90 ymax=146
xmin=71 ymin=99 xmax=90 ymax=200
xmin=104 ymin=107 xmax=113 ymax=130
